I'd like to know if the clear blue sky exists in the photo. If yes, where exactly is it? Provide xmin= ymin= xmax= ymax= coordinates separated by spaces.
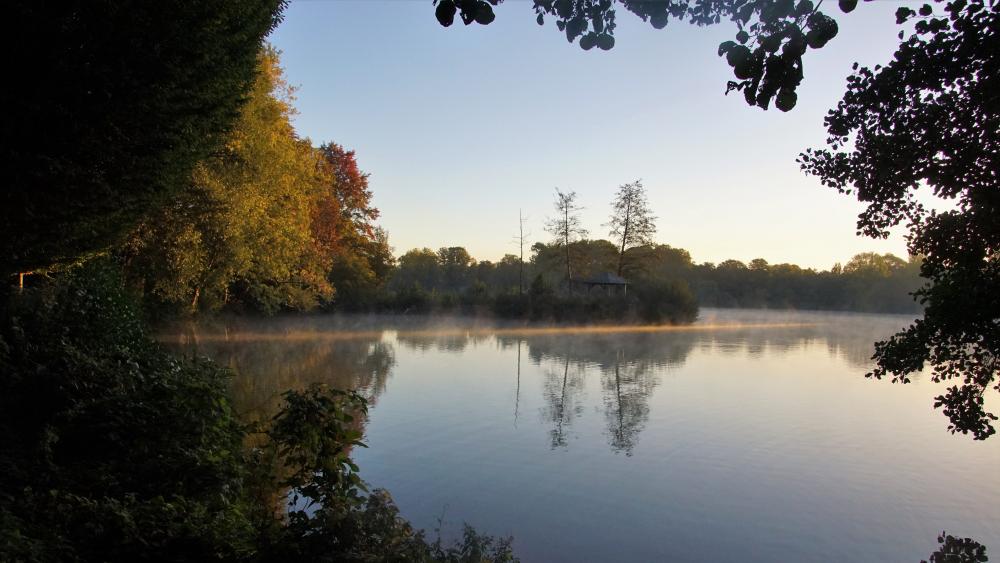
xmin=269 ymin=0 xmax=911 ymax=270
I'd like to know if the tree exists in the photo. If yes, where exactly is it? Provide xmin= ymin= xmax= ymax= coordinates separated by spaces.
xmin=438 ymin=246 xmax=475 ymax=290
xmin=544 ymin=189 xmax=588 ymax=283
xmin=433 ymin=0 xmax=854 ymax=111
xmin=607 ymin=180 xmax=657 ymax=277
xmin=843 ymin=252 xmax=907 ymax=277
xmin=127 ymin=49 xmax=332 ymax=314
xmin=799 ymin=0 xmax=999 ymax=439
xmin=603 ymin=351 xmax=655 ymax=456
xmin=515 ymin=209 xmax=531 ymax=295
xmin=640 ymin=244 xmax=695 ymax=281
xmin=312 ymin=142 xmax=380 ymax=255
xmin=311 ymin=143 xmax=389 ymax=310
xmin=494 ymin=254 xmax=524 ymax=294
xmin=392 ymin=248 xmax=442 ymax=291
xmin=3 ymin=1 xmax=286 ymax=274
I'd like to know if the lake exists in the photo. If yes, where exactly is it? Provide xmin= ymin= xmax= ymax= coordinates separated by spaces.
xmin=163 ymin=309 xmax=1000 ymax=562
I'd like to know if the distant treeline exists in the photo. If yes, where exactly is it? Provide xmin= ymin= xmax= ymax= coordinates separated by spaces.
xmin=104 ymin=49 xmax=920 ymax=321
xmin=371 ymin=242 xmax=922 ymax=316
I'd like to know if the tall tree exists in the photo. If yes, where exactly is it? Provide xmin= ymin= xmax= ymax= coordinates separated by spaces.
xmin=438 ymin=247 xmax=475 ymax=290
xmin=312 ymin=142 xmax=380 ymax=255
xmin=4 ymin=1 xmax=286 ymax=273
xmin=607 ymin=180 xmax=657 ymax=277
xmin=545 ymin=189 xmax=588 ymax=283
xmin=515 ymin=209 xmax=531 ymax=295
xmin=128 ymin=49 xmax=332 ymax=314
xmin=391 ymin=248 xmax=442 ymax=291
xmin=311 ymin=142 xmax=387 ymax=309
xmin=800 ymin=0 xmax=999 ymax=439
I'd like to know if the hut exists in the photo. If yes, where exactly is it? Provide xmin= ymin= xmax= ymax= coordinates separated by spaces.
xmin=571 ymin=272 xmax=628 ymax=296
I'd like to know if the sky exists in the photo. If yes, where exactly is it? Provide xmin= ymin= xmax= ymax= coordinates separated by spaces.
xmin=268 ymin=0 xmax=912 ymax=270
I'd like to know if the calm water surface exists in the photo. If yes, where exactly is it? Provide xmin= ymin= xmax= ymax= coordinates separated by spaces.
xmin=164 ymin=309 xmax=999 ymax=562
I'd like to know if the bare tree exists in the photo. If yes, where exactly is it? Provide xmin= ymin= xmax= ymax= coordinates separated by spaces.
xmin=607 ymin=180 xmax=656 ymax=277
xmin=545 ymin=189 xmax=587 ymax=283
xmin=514 ymin=209 xmax=531 ymax=296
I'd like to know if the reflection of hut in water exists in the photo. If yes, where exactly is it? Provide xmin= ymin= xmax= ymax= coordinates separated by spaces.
xmin=571 ymin=272 xmax=628 ymax=296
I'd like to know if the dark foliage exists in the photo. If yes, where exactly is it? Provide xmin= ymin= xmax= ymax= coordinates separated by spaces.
xmin=800 ymin=0 xmax=1000 ymax=439
xmin=434 ymin=0 xmax=856 ymax=110
xmin=377 ymin=243 xmax=920 ymax=322
xmin=2 ymin=1 xmax=286 ymax=273
xmin=923 ymin=531 xmax=989 ymax=563
xmin=0 ymin=261 xmax=252 ymax=561
xmin=634 ymin=280 xmax=700 ymax=324
xmin=0 ymin=262 xmax=517 ymax=562
xmin=690 ymin=255 xmax=923 ymax=313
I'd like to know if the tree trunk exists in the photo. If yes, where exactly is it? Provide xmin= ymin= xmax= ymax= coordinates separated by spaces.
xmin=617 ymin=196 xmax=632 ymax=277
xmin=564 ymin=207 xmax=572 ymax=285
xmin=519 ymin=210 xmax=525 ymax=296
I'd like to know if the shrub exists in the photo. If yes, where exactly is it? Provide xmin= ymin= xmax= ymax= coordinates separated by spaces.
xmin=0 ymin=260 xmax=518 ymax=562
xmin=633 ymin=280 xmax=699 ymax=324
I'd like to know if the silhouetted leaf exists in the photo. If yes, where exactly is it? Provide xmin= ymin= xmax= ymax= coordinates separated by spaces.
xmin=718 ymin=40 xmax=738 ymax=56
xmin=474 ymin=1 xmax=495 ymax=24
xmin=775 ymin=88 xmax=797 ymax=111
xmin=436 ymin=0 xmax=457 ymax=26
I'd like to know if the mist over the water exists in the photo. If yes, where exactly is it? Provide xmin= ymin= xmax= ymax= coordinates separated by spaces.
xmin=162 ymin=308 xmax=998 ymax=562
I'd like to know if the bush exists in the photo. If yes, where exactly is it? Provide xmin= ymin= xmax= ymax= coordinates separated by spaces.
xmin=0 ymin=260 xmax=518 ymax=562
xmin=0 ymin=260 xmax=252 ymax=561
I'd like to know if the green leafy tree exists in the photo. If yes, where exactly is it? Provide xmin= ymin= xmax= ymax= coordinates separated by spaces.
xmin=326 ymin=228 xmax=396 ymax=311
xmin=391 ymin=248 xmax=442 ymax=292
xmin=3 ymin=1 xmax=286 ymax=273
xmin=438 ymin=247 xmax=476 ymax=291
xmin=530 ymin=240 xmax=617 ymax=286
xmin=843 ymin=252 xmax=908 ymax=277
xmin=800 ymin=0 xmax=999 ymax=439
xmin=607 ymin=181 xmax=657 ymax=277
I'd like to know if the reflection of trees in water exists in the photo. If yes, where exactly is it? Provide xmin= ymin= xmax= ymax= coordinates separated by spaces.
xmin=514 ymin=341 xmax=522 ymax=426
xmin=497 ymin=314 xmax=911 ymax=454
xmin=694 ymin=309 xmax=916 ymax=370
xmin=496 ymin=331 xmax=696 ymax=372
xmin=603 ymin=351 xmax=657 ymax=456
xmin=162 ymin=318 xmax=395 ymax=424
xmin=393 ymin=330 xmax=492 ymax=353
xmin=162 ymin=312 xmax=916 ymax=455
xmin=540 ymin=357 xmax=587 ymax=449
xmin=509 ymin=331 xmax=693 ymax=454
